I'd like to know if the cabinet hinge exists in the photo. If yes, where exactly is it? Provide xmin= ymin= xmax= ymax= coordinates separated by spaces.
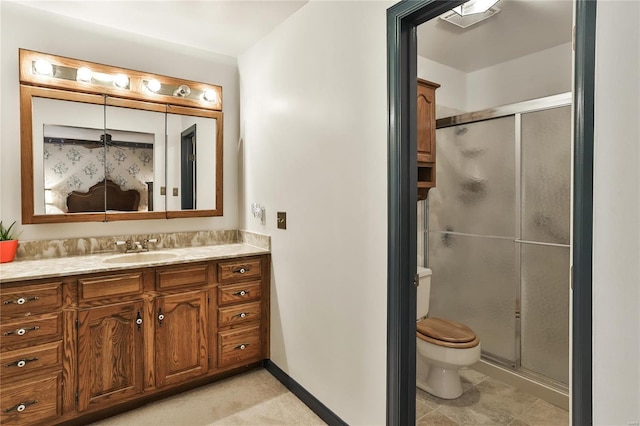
xmin=208 ymin=356 xmax=212 ymax=367
xmin=75 ymin=319 xmax=78 ymax=330
xmin=75 ymin=392 xmax=79 ymax=406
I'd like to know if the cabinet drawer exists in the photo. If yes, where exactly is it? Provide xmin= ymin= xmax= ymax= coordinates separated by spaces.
xmin=1 ymin=312 xmax=63 ymax=349
xmin=0 ymin=341 xmax=63 ymax=380
xmin=218 ymin=281 xmax=262 ymax=306
xmin=217 ymin=258 xmax=262 ymax=283
xmin=79 ymin=272 xmax=143 ymax=301
xmin=218 ymin=301 xmax=262 ymax=327
xmin=218 ymin=325 xmax=262 ymax=367
xmin=0 ymin=282 xmax=62 ymax=320
xmin=156 ymin=264 xmax=208 ymax=290
xmin=1 ymin=371 xmax=62 ymax=425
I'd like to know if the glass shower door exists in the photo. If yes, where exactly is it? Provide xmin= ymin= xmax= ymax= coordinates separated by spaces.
xmin=519 ymin=106 xmax=571 ymax=385
xmin=427 ymin=116 xmax=517 ymax=365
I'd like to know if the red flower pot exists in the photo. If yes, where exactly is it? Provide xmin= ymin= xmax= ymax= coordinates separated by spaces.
xmin=0 ymin=240 xmax=18 ymax=263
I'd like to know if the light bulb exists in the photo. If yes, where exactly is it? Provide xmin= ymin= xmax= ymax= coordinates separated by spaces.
xmin=146 ymin=79 xmax=161 ymax=93
xmin=114 ymin=74 xmax=129 ymax=88
xmin=173 ymin=84 xmax=191 ymax=97
xmin=76 ymin=67 xmax=93 ymax=82
xmin=34 ymin=59 xmax=53 ymax=76
xmin=202 ymin=89 xmax=218 ymax=103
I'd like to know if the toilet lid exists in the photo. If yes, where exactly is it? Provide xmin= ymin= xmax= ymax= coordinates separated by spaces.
xmin=417 ymin=318 xmax=476 ymax=343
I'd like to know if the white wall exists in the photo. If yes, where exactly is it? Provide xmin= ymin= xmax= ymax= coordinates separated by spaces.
xmin=418 ymin=42 xmax=573 ymax=115
xmin=0 ymin=2 xmax=239 ymax=241
xmin=417 ymin=55 xmax=467 ymax=113
xmin=467 ymin=42 xmax=573 ymax=111
xmin=592 ymin=1 xmax=640 ymax=424
xmin=238 ymin=1 xmax=390 ymax=424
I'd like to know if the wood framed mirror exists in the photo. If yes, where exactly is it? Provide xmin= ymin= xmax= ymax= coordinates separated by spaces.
xmin=19 ymin=49 xmax=223 ymax=224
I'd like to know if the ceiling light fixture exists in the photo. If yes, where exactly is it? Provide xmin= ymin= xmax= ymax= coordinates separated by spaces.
xmin=202 ymin=89 xmax=218 ymax=103
xmin=76 ymin=67 xmax=93 ymax=82
xmin=453 ymin=0 xmax=499 ymax=16
xmin=114 ymin=74 xmax=129 ymax=88
xmin=34 ymin=59 xmax=53 ymax=76
xmin=146 ymin=79 xmax=161 ymax=93
xmin=173 ymin=84 xmax=191 ymax=97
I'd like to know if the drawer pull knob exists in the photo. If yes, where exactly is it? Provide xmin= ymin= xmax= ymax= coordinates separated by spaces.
xmin=6 ymin=357 xmax=38 ymax=368
xmin=4 ymin=296 xmax=39 ymax=306
xmin=4 ymin=326 xmax=39 ymax=337
xmin=4 ymin=400 xmax=38 ymax=413
xmin=233 ymin=312 xmax=248 ymax=319
xmin=235 ymin=343 xmax=250 ymax=350
xmin=233 ymin=290 xmax=249 ymax=296
xmin=233 ymin=267 xmax=249 ymax=274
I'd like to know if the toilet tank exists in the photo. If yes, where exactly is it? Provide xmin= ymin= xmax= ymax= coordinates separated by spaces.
xmin=416 ymin=267 xmax=432 ymax=319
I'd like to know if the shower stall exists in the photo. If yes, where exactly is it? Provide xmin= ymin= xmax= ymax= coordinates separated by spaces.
xmin=424 ymin=93 xmax=571 ymax=390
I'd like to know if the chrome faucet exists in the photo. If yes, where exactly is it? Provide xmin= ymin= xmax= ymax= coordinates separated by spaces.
xmin=115 ymin=238 xmax=157 ymax=253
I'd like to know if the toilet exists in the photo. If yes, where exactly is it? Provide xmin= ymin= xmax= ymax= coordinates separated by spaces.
xmin=416 ymin=266 xmax=480 ymax=399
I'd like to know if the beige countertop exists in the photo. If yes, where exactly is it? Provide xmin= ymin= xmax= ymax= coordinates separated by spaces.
xmin=0 ymin=244 xmax=269 ymax=283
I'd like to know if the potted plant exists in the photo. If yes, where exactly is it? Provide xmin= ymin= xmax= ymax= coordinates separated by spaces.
xmin=0 ymin=221 xmax=20 ymax=263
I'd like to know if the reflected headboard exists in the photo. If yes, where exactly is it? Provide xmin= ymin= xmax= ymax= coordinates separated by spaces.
xmin=66 ymin=179 xmax=140 ymax=213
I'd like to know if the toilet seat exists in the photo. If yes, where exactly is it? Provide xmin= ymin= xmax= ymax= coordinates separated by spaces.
xmin=417 ymin=318 xmax=479 ymax=349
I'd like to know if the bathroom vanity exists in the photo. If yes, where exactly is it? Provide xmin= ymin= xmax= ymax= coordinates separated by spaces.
xmin=0 ymin=248 xmax=270 ymax=425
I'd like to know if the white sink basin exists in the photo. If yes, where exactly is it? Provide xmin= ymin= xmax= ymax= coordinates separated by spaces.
xmin=103 ymin=252 xmax=178 ymax=264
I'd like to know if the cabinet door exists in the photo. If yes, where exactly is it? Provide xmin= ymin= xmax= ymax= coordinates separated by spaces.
xmin=417 ymin=80 xmax=437 ymax=163
xmin=155 ymin=291 xmax=208 ymax=387
xmin=77 ymin=301 xmax=144 ymax=412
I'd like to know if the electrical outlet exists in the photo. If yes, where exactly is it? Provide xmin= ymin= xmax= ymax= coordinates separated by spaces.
xmin=173 ymin=188 xmax=179 ymax=196
xmin=160 ymin=186 xmax=166 ymax=195
xmin=277 ymin=212 xmax=287 ymax=230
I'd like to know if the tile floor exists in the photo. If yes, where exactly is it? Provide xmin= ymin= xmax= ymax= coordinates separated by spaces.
xmin=416 ymin=368 xmax=569 ymax=426
xmin=90 ymin=369 xmax=325 ymax=426
xmin=90 ymin=367 xmax=568 ymax=425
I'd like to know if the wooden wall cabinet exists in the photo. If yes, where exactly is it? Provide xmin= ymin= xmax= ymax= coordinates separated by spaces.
xmin=417 ymin=78 xmax=440 ymax=200
xmin=0 ymin=253 xmax=270 ymax=425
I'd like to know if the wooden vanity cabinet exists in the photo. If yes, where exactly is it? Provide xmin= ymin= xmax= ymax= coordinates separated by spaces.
xmin=417 ymin=78 xmax=440 ymax=200
xmin=75 ymin=271 xmax=148 ymax=413
xmin=0 ymin=280 xmax=71 ymax=426
xmin=215 ymin=257 xmax=269 ymax=369
xmin=76 ymin=301 xmax=145 ymax=412
xmin=0 ymin=253 xmax=270 ymax=424
xmin=153 ymin=263 xmax=211 ymax=388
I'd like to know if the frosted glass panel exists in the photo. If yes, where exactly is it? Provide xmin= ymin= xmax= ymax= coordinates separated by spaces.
xmin=521 ymin=107 xmax=571 ymax=244
xmin=428 ymin=232 xmax=516 ymax=363
xmin=428 ymin=116 xmax=515 ymax=237
xmin=520 ymin=244 xmax=570 ymax=384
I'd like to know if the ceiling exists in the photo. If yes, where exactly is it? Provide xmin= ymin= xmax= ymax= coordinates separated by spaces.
xmin=418 ymin=0 xmax=573 ymax=72
xmin=15 ymin=0 xmax=572 ymax=70
xmin=14 ymin=0 xmax=309 ymax=58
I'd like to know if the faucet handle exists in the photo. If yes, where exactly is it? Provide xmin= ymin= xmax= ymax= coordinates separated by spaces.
xmin=142 ymin=238 xmax=157 ymax=250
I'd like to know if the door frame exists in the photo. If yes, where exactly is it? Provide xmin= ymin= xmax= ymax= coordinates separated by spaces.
xmin=386 ymin=1 xmax=597 ymax=425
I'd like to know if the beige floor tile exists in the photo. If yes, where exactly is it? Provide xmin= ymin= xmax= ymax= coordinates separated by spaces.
xmin=473 ymin=377 xmax=539 ymax=418
xmin=516 ymin=399 xmax=569 ymax=426
xmin=417 ymin=410 xmax=458 ymax=426
xmin=415 ymin=369 xmax=566 ymax=426
xmin=90 ymin=369 xmax=326 ymax=426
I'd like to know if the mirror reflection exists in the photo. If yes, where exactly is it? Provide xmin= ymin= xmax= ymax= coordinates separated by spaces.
xmin=20 ymin=49 xmax=223 ymax=223
xmin=166 ymin=113 xmax=218 ymax=211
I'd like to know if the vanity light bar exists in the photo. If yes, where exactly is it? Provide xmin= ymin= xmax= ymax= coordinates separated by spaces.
xmin=20 ymin=49 xmax=223 ymax=111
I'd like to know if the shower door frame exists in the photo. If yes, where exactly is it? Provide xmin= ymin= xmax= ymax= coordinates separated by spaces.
xmin=386 ymin=1 xmax=597 ymax=425
xmin=432 ymin=93 xmax=573 ymax=386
